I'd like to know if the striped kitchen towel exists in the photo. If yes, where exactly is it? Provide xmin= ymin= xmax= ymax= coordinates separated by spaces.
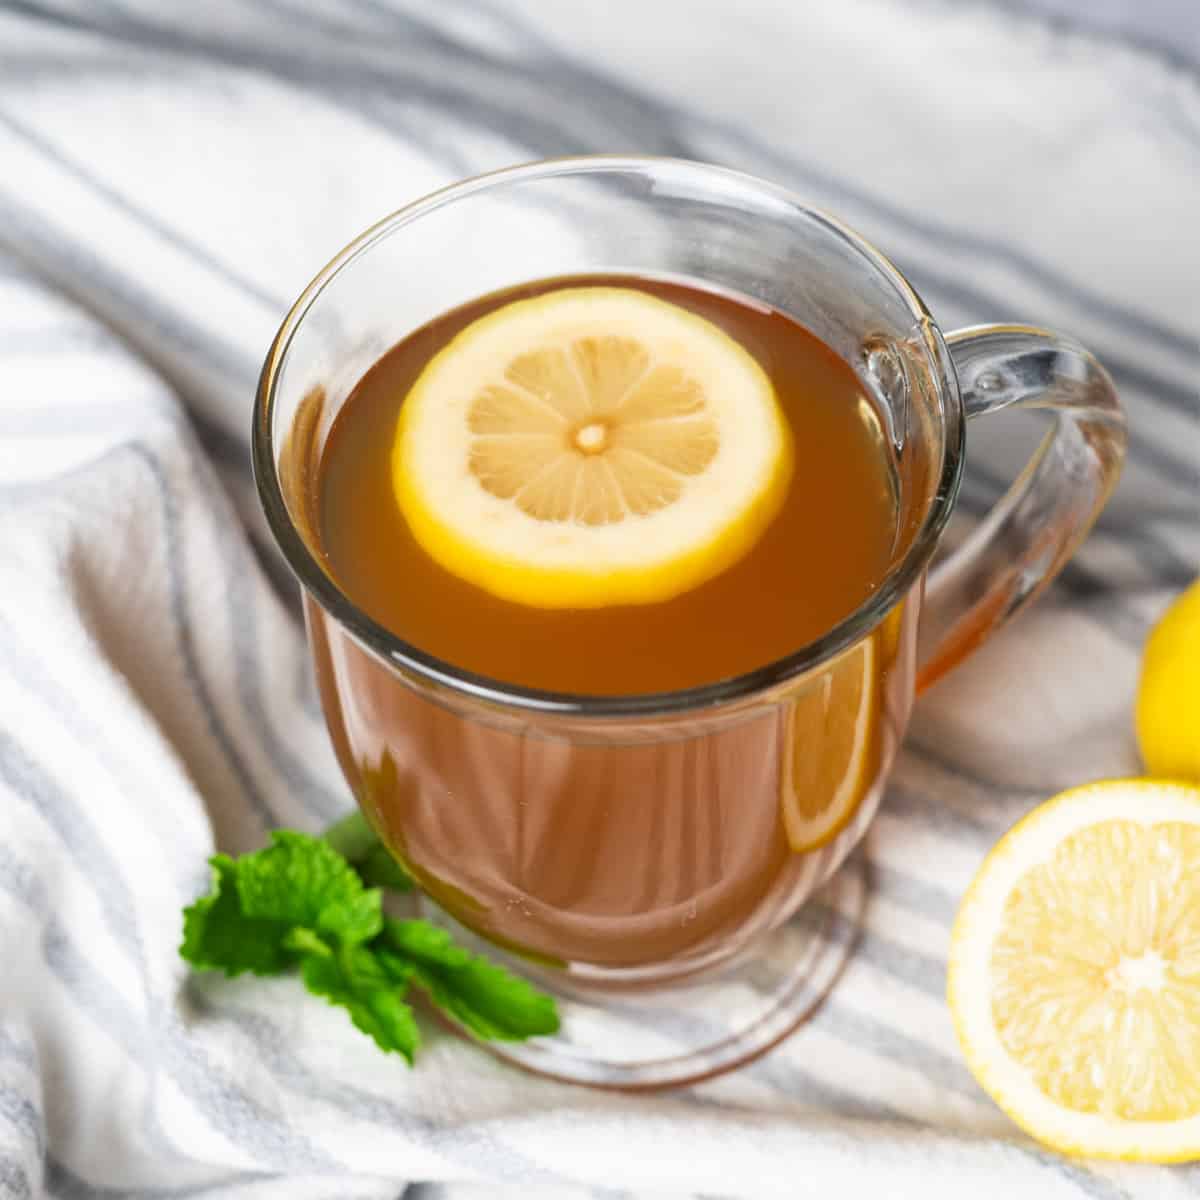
xmin=0 ymin=1 xmax=1196 ymax=1197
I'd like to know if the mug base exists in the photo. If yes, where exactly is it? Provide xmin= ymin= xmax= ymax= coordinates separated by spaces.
xmin=415 ymin=852 xmax=865 ymax=1090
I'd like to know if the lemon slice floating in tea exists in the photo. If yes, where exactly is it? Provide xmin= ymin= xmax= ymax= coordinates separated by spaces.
xmin=781 ymin=634 xmax=878 ymax=852
xmin=948 ymin=779 xmax=1200 ymax=1163
xmin=391 ymin=287 xmax=792 ymax=609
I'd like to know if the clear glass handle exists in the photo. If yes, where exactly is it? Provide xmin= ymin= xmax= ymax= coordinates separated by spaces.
xmin=916 ymin=324 xmax=1127 ymax=692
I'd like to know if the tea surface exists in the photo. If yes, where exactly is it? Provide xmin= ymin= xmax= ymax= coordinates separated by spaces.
xmin=317 ymin=275 xmax=896 ymax=694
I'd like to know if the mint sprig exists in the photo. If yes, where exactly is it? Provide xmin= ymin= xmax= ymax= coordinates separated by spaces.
xmin=180 ymin=818 xmax=559 ymax=1062
xmin=384 ymin=919 xmax=560 ymax=1041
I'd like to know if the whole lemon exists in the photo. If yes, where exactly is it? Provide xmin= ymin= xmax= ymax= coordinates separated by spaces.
xmin=1137 ymin=577 xmax=1200 ymax=782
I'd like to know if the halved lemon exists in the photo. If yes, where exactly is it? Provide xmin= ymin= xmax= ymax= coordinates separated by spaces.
xmin=392 ymin=287 xmax=792 ymax=609
xmin=948 ymin=779 xmax=1200 ymax=1162
xmin=781 ymin=635 xmax=877 ymax=852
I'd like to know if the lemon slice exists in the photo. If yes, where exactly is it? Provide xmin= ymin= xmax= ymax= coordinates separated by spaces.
xmin=948 ymin=779 xmax=1200 ymax=1162
xmin=392 ymin=286 xmax=792 ymax=609
xmin=781 ymin=634 xmax=877 ymax=852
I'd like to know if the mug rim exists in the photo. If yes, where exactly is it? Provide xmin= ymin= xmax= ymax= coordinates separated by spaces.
xmin=252 ymin=154 xmax=964 ymax=718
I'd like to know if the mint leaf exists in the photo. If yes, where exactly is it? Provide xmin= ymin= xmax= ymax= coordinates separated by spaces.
xmin=383 ymin=920 xmax=469 ymax=968
xmin=180 ymin=856 xmax=293 ymax=977
xmin=234 ymin=831 xmax=382 ymax=945
xmin=180 ymin=824 xmax=558 ymax=1064
xmin=320 ymin=809 xmax=380 ymax=863
xmin=383 ymin=919 xmax=559 ymax=1041
xmin=301 ymin=944 xmax=420 ymax=1061
xmin=322 ymin=810 xmax=413 ymax=893
xmin=318 ymin=887 xmax=383 ymax=944
xmin=375 ymin=949 xmax=416 ymax=988
xmin=356 ymin=843 xmax=414 ymax=893
xmin=283 ymin=926 xmax=332 ymax=958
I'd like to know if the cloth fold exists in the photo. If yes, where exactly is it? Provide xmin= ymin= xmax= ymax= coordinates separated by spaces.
xmin=0 ymin=2 xmax=1196 ymax=1197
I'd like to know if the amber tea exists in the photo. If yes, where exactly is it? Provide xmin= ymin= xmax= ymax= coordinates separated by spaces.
xmin=317 ymin=275 xmax=897 ymax=696
xmin=302 ymin=273 xmax=905 ymax=972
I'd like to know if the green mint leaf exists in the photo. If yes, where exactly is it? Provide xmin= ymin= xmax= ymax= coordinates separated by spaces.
xmin=356 ymin=843 xmax=414 ymax=893
xmin=322 ymin=810 xmax=413 ymax=893
xmin=383 ymin=919 xmax=559 ymax=1041
xmin=180 ymin=856 xmax=293 ymax=977
xmin=383 ymin=919 xmax=469 ymax=967
xmin=376 ymin=948 xmax=416 ymax=988
xmin=320 ymin=809 xmax=380 ymax=863
xmin=283 ymin=926 xmax=332 ymax=958
xmin=301 ymin=944 xmax=420 ymax=1062
xmin=234 ymin=830 xmax=383 ymax=945
xmin=182 ymin=826 xmax=555 ymax=1063
xmin=318 ymin=887 xmax=384 ymax=944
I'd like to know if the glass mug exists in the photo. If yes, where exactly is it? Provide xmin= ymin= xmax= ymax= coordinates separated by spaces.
xmin=254 ymin=157 xmax=1125 ymax=1088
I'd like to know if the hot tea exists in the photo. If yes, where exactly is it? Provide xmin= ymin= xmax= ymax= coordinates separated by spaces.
xmin=303 ymin=274 xmax=904 ymax=970
xmin=317 ymin=275 xmax=896 ymax=695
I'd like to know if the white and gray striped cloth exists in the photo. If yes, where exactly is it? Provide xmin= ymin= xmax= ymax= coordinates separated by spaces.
xmin=0 ymin=2 xmax=1197 ymax=1197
